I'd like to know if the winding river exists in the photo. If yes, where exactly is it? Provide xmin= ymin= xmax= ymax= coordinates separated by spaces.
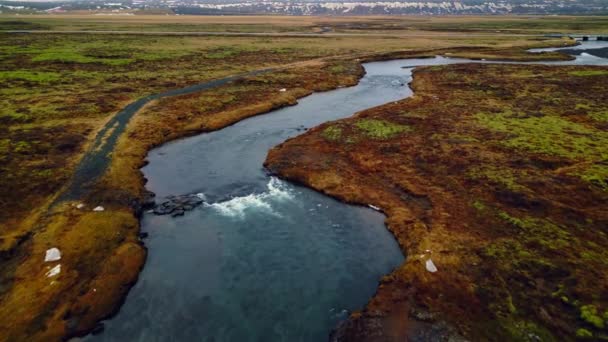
xmin=86 ymin=41 xmax=608 ymax=342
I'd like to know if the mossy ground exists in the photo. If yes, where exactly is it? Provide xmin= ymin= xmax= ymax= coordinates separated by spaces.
xmin=266 ymin=63 xmax=608 ymax=341
xmin=3 ymin=15 xmax=608 ymax=34
xmin=0 ymin=15 xmax=601 ymax=341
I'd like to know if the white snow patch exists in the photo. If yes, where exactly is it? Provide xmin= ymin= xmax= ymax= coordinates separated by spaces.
xmin=76 ymin=203 xmax=85 ymax=209
xmin=44 ymin=248 xmax=61 ymax=262
xmin=425 ymin=259 xmax=438 ymax=273
xmin=279 ymin=88 xmax=287 ymax=92
xmin=93 ymin=206 xmax=105 ymax=212
xmin=46 ymin=264 xmax=61 ymax=278
xmin=368 ymin=204 xmax=381 ymax=211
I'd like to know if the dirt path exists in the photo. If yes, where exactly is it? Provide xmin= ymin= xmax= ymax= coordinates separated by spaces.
xmin=56 ymin=68 xmax=277 ymax=203
xmin=54 ymin=54 xmax=359 ymax=204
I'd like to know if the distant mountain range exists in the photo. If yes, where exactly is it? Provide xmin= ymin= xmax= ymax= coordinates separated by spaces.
xmin=1 ymin=0 xmax=607 ymax=15
xmin=173 ymin=0 xmax=608 ymax=15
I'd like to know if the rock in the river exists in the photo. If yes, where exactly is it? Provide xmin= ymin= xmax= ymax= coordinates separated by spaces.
xmin=152 ymin=193 xmax=206 ymax=216
xmin=171 ymin=209 xmax=185 ymax=217
xmin=142 ymin=191 xmax=156 ymax=209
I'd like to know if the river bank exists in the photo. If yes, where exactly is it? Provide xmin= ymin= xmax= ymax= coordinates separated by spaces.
xmin=0 ymin=40 xmax=588 ymax=341
xmin=86 ymin=42 xmax=605 ymax=340
xmin=266 ymin=51 xmax=608 ymax=340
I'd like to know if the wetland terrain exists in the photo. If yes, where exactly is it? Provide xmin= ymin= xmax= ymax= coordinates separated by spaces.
xmin=0 ymin=14 xmax=607 ymax=342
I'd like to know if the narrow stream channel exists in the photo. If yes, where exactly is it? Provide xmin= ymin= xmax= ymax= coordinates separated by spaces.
xmin=86 ymin=41 xmax=608 ymax=342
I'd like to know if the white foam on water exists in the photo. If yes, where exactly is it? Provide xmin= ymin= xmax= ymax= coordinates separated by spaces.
xmin=266 ymin=177 xmax=294 ymax=201
xmin=206 ymin=177 xmax=294 ymax=218
xmin=572 ymin=52 xmax=608 ymax=65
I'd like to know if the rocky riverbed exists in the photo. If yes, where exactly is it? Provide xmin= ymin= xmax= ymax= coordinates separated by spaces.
xmin=151 ymin=193 xmax=206 ymax=216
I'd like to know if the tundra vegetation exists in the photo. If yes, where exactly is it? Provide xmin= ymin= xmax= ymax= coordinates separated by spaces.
xmin=265 ymin=63 xmax=608 ymax=341
xmin=2 ymin=15 xmax=608 ymax=34
xmin=0 ymin=14 xmax=606 ymax=341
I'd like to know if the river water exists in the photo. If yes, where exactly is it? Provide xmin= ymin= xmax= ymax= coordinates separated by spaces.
xmin=87 ymin=41 xmax=608 ymax=342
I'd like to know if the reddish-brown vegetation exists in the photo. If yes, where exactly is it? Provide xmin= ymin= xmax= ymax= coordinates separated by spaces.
xmin=266 ymin=64 xmax=608 ymax=341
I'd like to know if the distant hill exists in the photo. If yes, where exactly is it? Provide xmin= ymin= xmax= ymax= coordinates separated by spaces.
xmin=174 ymin=0 xmax=607 ymax=15
xmin=1 ymin=0 xmax=607 ymax=15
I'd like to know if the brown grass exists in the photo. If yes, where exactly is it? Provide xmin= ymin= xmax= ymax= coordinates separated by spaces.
xmin=265 ymin=64 xmax=608 ymax=341
xmin=0 ymin=19 xmax=592 ymax=340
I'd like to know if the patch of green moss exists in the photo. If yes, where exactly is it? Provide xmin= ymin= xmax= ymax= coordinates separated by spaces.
xmin=569 ymin=70 xmax=608 ymax=77
xmin=484 ymin=239 xmax=532 ymax=261
xmin=427 ymin=65 xmax=446 ymax=72
xmin=32 ymin=169 xmax=54 ymax=179
xmin=467 ymin=166 xmax=526 ymax=192
xmin=498 ymin=211 xmax=526 ymax=228
xmin=576 ymin=103 xmax=591 ymax=111
xmin=0 ymin=71 xmax=60 ymax=83
xmin=13 ymin=141 xmax=32 ymax=154
xmin=551 ymin=284 xmax=572 ymax=305
xmin=506 ymin=294 xmax=517 ymax=314
xmin=472 ymin=200 xmax=486 ymax=211
xmin=576 ymin=328 xmax=594 ymax=338
xmin=0 ymin=139 xmax=9 ymax=154
xmin=589 ymin=111 xmax=608 ymax=122
xmin=577 ymin=163 xmax=608 ymax=191
xmin=32 ymin=49 xmax=133 ymax=66
xmin=328 ymin=64 xmax=347 ymax=74
xmin=475 ymin=111 xmax=608 ymax=161
xmin=498 ymin=212 xmax=571 ymax=251
xmin=0 ymin=139 xmax=9 ymax=163
xmin=580 ymin=305 xmax=605 ymax=329
xmin=503 ymin=320 xmax=556 ymax=342
xmin=204 ymin=45 xmax=261 ymax=59
xmin=354 ymin=119 xmax=410 ymax=139
xmin=322 ymin=125 xmax=343 ymax=141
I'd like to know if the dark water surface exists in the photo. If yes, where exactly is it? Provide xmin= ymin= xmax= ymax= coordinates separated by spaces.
xmin=87 ymin=41 xmax=608 ymax=342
